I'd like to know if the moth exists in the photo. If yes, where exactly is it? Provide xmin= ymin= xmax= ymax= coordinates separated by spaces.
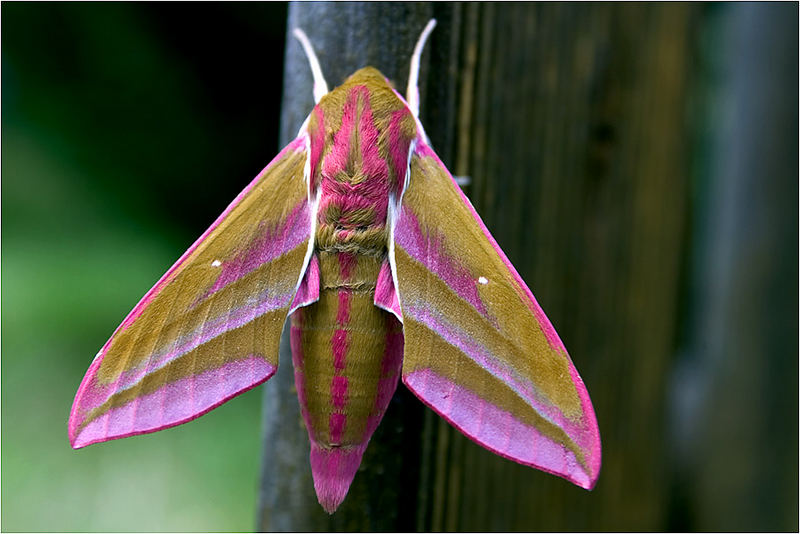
xmin=69 ymin=20 xmax=601 ymax=513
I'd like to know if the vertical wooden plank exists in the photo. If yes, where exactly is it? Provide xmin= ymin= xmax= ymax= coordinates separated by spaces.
xmin=417 ymin=3 xmax=698 ymax=530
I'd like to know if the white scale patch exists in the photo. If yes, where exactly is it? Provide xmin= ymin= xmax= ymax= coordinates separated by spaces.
xmin=211 ymin=260 xmax=222 ymax=267
xmin=478 ymin=276 xmax=488 ymax=285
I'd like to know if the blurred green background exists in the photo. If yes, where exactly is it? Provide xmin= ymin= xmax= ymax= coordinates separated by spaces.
xmin=3 ymin=3 xmax=287 ymax=531
xmin=2 ymin=2 xmax=797 ymax=532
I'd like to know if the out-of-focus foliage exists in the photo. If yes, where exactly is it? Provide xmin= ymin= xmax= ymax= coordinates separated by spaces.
xmin=2 ymin=3 xmax=286 ymax=531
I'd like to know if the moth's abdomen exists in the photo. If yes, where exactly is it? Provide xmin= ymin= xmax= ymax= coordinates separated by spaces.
xmin=291 ymin=251 xmax=402 ymax=444
xmin=289 ymin=250 xmax=403 ymax=511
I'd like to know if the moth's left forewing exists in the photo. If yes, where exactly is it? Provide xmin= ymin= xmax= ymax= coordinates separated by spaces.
xmin=392 ymin=142 xmax=601 ymax=489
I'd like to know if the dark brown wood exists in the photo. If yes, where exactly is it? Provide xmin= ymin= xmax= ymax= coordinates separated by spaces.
xmin=414 ymin=3 xmax=697 ymax=530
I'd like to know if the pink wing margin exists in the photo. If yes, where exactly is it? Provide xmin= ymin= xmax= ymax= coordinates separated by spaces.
xmin=391 ymin=140 xmax=601 ymax=489
xmin=69 ymin=135 xmax=315 ymax=449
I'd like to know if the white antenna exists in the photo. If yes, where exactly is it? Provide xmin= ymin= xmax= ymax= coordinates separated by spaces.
xmin=293 ymin=28 xmax=329 ymax=103
xmin=406 ymin=19 xmax=437 ymax=118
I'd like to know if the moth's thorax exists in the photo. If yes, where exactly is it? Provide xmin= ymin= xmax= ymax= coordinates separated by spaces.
xmin=308 ymin=67 xmax=418 ymax=257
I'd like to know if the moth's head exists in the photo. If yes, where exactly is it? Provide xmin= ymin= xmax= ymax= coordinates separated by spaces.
xmin=316 ymin=66 xmax=400 ymax=108
xmin=314 ymin=65 xmax=411 ymax=126
xmin=343 ymin=67 xmax=395 ymax=90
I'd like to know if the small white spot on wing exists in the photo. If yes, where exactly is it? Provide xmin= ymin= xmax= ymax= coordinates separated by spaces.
xmin=211 ymin=260 xmax=222 ymax=267
xmin=478 ymin=276 xmax=488 ymax=285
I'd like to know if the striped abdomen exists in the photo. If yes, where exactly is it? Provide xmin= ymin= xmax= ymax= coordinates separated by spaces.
xmin=290 ymin=250 xmax=402 ymax=446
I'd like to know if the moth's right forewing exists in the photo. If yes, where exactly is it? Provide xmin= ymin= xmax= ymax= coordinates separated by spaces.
xmin=69 ymin=136 xmax=315 ymax=449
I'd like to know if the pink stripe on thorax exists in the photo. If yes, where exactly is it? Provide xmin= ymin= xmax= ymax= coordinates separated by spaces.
xmin=322 ymin=88 xmax=358 ymax=179
xmin=318 ymin=85 xmax=392 ymax=232
xmin=309 ymin=106 xmax=326 ymax=189
xmin=322 ymin=86 xmax=390 ymax=182
xmin=387 ymin=109 xmax=414 ymax=194
xmin=352 ymin=86 xmax=390 ymax=183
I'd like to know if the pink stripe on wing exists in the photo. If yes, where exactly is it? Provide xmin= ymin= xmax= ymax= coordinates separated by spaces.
xmin=71 ymin=356 xmax=275 ymax=448
xmin=414 ymin=141 xmax=567 ymax=354
xmin=405 ymin=306 xmax=589 ymax=445
xmin=395 ymin=208 xmax=490 ymax=319
xmin=116 ymin=137 xmax=307 ymax=335
xmin=204 ymin=200 xmax=310 ymax=300
xmin=93 ymin=286 xmax=294 ymax=402
xmin=308 ymin=107 xmax=326 ymax=189
xmin=404 ymin=368 xmax=596 ymax=489
xmin=387 ymin=109 xmax=414 ymax=194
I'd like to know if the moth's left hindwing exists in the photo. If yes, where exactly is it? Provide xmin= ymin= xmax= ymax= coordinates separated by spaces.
xmin=69 ymin=136 xmax=314 ymax=449
xmin=392 ymin=141 xmax=601 ymax=489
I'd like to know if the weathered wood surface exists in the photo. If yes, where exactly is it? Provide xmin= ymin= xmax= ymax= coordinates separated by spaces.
xmin=258 ymin=2 xmax=796 ymax=531
xmin=414 ymin=3 xmax=695 ymax=531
